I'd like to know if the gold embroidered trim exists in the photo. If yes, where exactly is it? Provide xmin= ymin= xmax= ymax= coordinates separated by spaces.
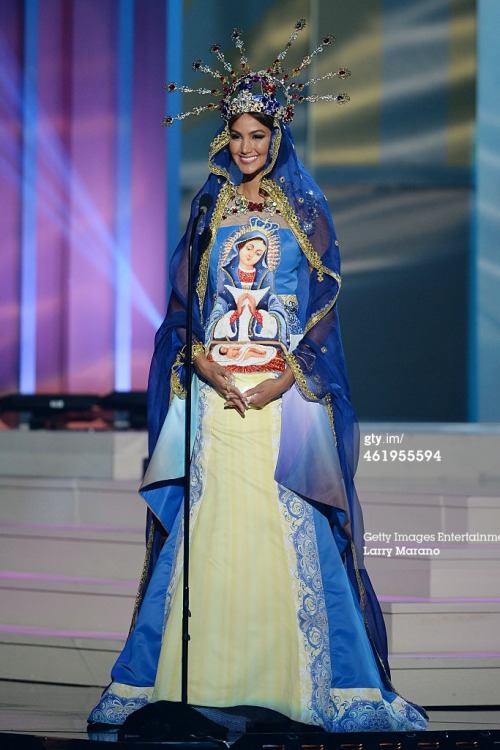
xmin=261 ymin=179 xmax=325 ymax=280
xmin=261 ymin=179 xmax=341 ymax=335
xmin=260 ymin=126 xmax=282 ymax=178
xmin=303 ymin=283 xmax=341 ymax=335
xmin=208 ymin=127 xmax=231 ymax=178
xmin=191 ymin=340 xmax=205 ymax=362
xmin=170 ymin=348 xmax=187 ymax=401
xmin=324 ymin=393 xmax=337 ymax=446
xmin=278 ymin=294 xmax=298 ymax=305
xmin=195 ymin=182 xmax=233 ymax=321
xmin=285 ymin=351 xmax=320 ymax=402
xmin=350 ymin=540 xmax=367 ymax=615
xmin=128 ymin=521 xmax=156 ymax=634
xmin=350 ymin=540 xmax=396 ymax=690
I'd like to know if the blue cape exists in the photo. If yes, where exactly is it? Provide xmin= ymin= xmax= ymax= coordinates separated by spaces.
xmin=138 ymin=119 xmax=393 ymax=688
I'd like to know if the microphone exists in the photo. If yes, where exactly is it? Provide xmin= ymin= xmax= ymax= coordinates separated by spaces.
xmin=196 ymin=193 xmax=213 ymax=234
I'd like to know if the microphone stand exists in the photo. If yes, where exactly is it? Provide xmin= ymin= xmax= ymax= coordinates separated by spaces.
xmin=181 ymin=197 xmax=211 ymax=706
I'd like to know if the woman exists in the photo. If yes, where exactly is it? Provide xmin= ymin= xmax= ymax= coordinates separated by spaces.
xmin=88 ymin=25 xmax=428 ymax=733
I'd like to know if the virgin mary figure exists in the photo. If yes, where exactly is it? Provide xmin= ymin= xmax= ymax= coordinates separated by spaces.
xmin=207 ymin=217 xmax=288 ymax=360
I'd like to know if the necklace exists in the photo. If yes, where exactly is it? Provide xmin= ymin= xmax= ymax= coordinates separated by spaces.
xmin=238 ymin=267 xmax=256 ymax=283
xmin=222 ymin=187 xmax=280 ymax=219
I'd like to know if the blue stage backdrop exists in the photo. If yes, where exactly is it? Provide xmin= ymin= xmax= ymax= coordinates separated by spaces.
xmin=0 ymin=0 xmax=485 ymax=422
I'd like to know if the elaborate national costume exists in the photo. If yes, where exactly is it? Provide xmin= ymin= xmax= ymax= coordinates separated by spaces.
xmin=88 ymin=21 xmax=428 ymax=733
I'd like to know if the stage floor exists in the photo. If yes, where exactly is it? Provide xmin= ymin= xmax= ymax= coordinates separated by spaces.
xmin=0 ymin=680 xmax=499 ymax=742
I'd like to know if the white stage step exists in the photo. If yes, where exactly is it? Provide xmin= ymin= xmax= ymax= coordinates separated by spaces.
xmin=383 ymin=601 xmax=500 ymax=654
xmin=1 ymin=629 xmax=497 ymax=708
xmin=0 ymin=576 xmax=137 ymax=633
xmin=0 ymin=476 xmax=147 ymax=527
xmin=0 ymin=633 xmax=123 ymax=687
xmin=390 ymin=655 xmax=500 ymax=707
xmin=0 ymin=430 xmax=148 ymax=480
xmin=362 ymin=543 xmax=500 ymax=598
xmin=0 ymin=425 xmax=498 ymax=707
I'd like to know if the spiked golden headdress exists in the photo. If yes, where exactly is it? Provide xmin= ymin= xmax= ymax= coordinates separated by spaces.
xmin=162 ymin=19 xmax=350 ymax=127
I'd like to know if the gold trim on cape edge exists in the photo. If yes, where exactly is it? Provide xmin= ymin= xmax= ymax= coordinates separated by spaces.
xmin=324 ymin=393 xmax=338 ymax=446
xmin=195 ymin=182 xmax=234 ymax=321
xmin=170 ymin=348 xmax=188 ymax=401
xmin=285 ymin=351 xmax=320 ymax=402
xmin=128 ymin=521 xmax=156 ymax=634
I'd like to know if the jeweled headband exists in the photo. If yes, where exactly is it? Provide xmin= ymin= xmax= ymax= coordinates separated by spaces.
xmin=162 ymin=19 xmax=350 ymax=127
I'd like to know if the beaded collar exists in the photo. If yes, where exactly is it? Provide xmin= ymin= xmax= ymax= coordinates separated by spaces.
xmin=222 ymin=187 xmax=281 ymax=219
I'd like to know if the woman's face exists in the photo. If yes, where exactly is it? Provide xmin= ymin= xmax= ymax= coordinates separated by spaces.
xmin=229 ymin=113 xmax=272 ymax=179
xmin=238 ymin=238 xmax=267 ymax=271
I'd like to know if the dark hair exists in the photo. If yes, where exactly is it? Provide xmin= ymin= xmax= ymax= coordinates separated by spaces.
xmin=228 ymin=112 xmax=275 ymax=131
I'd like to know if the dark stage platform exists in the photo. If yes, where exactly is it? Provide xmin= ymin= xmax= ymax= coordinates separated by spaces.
xmin=1 ymin=681 xmax=500 ymax=749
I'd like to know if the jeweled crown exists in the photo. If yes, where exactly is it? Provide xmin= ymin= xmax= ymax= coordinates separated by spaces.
xmin=162 ymin=19 xmax=350 ymax=127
